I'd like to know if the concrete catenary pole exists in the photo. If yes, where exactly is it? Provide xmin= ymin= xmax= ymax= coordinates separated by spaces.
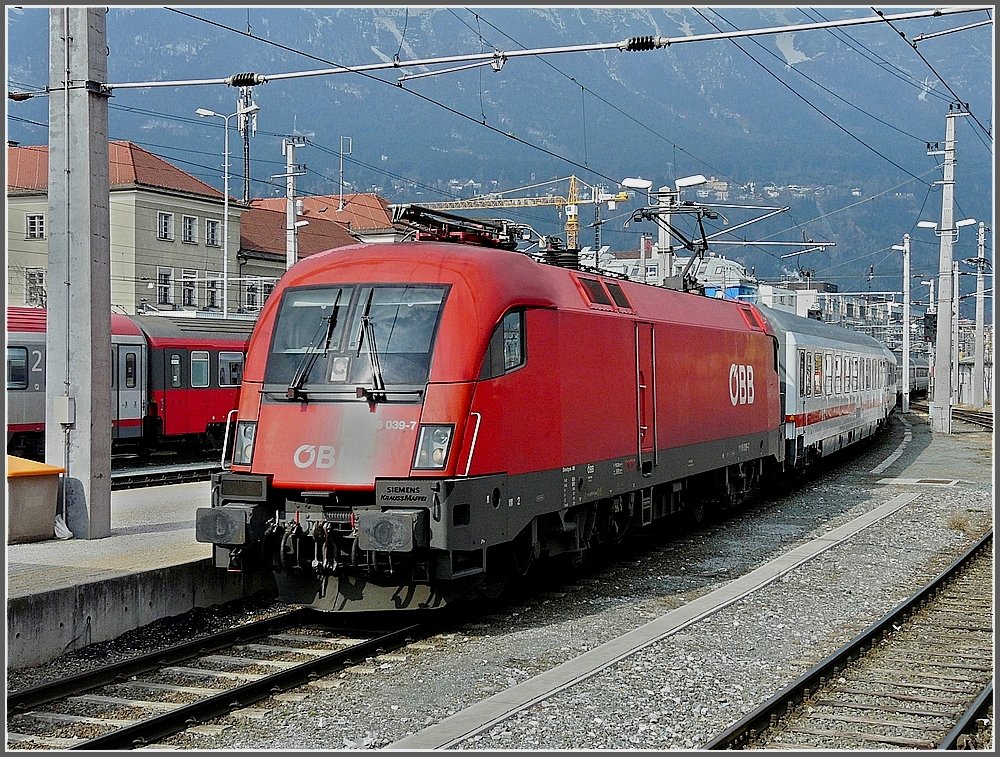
xmin=893 ymin=234 xmax=911 ymax=412
xmin=971 ymin=223 xmax=989 ymax=408
xmin=46 ymin=7 xmax=112 ymax=538
xmin=282 ymin=137 xmax=306 ymax=271
xmin=928 ymin=106 xmax=969 ymax=434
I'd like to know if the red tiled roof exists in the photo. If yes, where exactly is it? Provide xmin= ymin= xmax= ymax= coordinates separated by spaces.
xmin=7 ymin=142 xmax=223 ymax=200
xmin=239 ymin=206 xmax=359 ymax=258
xmin=251 ymin=193 xmax=393 ymax=231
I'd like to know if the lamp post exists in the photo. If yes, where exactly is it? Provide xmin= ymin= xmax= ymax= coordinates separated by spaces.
xmin=196 ymin=102 xmax=260 ymax=319
xmin=892 ymin=234 xmax=910 ymax=412
xmin=916 ymin=217 xmax=976 ymax=432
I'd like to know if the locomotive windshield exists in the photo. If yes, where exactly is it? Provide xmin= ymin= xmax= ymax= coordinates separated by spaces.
xmin=265 ymin=284 xmax=448 ymax=392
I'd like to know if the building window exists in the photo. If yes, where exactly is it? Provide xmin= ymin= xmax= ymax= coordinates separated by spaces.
xmin=244 ymin=277 xmax=260 ymax=312
xmin=157 ymin=267 xmax=174 ymax=306
xmin=157 ymin=212 xmax=174 ymax=241
xmin=181 ymin=269 xmax=198 ymax=307
xmin=25 ymin=213 xmax=45 ymax=239
xmin=25 ymin=267 xmax=46 ymax=307
xmin=261 ymin=280 xmax=275 ymax=305
xmin=205 ymin=219 xmax=220 ymax=247
xmin=182 ymin=215 xmax=198 ymax=244
xmin=206 ymin=272 xmax=221 ymax=309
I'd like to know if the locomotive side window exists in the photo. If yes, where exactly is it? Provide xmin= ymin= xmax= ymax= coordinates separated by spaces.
xmin=604 ymin=281 xmax=632 ymax=310
xmin=7 ymin=347 xmax=28 ymax=390
xmin=219 ymin=352 xmax=244 ymax=386
xmin=169 ymin=354 xmax=182 ymax=388
xmin=578 ymin=277 xmax=613 ymax=306
xmin=125 ymin=352 xmax=137 ymax=389
xmin=191 ymin=351 xmax=210 ymax=388
xmin=479 ymin=310 xmax=526 ymax=379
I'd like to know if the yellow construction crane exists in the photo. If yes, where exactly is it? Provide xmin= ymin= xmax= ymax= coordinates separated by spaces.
xmin=415 ymin=175 xmax=629 ymax=250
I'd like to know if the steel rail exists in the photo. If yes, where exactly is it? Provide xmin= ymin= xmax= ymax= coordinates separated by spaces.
xmin=702 ymin=529 xmax=993 ymax=750
xmin=7 ymin=609 xmax=311 ymax=712
xmin=70 ymin=620 xmax=430 ymax=750
xmin=937 ymin=681 xmax=994 ymax=750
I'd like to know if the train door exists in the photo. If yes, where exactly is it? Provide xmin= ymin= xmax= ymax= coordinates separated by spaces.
xmin=162 ymin=349 xmax=187 ymax=436
xmin=635 ymin=322 xmax=656 ymax=476
xmin=115 ymin=344 xmax=144 ymax=440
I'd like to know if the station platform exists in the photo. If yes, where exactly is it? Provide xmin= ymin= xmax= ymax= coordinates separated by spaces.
xmin=5 ymin=412 xmax=993 ymax=672
xmin=5 ymin=481 xmax=274 ymax=670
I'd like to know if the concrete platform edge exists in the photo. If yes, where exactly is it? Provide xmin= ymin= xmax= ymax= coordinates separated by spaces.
xmin=6 ymin=559 xmax=276 ymax=669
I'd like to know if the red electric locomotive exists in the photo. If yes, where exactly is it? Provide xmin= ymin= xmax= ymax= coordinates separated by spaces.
xmin=6 ymin=307 xmax=253 ymax=460
xmin=197 ymin=237 xmax=787 ymax=611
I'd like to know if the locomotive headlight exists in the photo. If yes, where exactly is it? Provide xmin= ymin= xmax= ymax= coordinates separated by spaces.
xmin=232 ymin=421 xmax=257 ymax=466
xmin=413 ymin=424 xmax=454 ymax=470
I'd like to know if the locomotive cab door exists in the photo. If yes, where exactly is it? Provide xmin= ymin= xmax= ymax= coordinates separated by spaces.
xmin=115 ymin=344 xmax=144 ymax=440
xmin=635 ymin=322 xmax=656 ymax=476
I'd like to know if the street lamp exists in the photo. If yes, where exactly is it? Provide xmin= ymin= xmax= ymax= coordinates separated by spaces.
xmin=916 ymin=217 xmax=975 ymax=432
xmin=196 ymin=102 xmax=260 ymax=318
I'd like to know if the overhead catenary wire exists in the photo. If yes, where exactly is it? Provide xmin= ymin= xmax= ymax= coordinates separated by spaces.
xmin=698 ymin=8 xmax=932 ymax=185
xmin=9 ymin=6 xmax=990 ymax=279
xmin=97 ymin=6 xmax=986 ymax=91
xmin=872 ymin=6 xmax=994 ymax=150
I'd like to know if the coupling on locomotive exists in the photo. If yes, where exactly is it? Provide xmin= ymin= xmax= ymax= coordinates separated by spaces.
xmin=196 ymin=229 xmax=897 ymax=612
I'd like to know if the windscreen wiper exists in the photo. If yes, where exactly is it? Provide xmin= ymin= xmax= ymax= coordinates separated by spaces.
xmin=356 ymin=289 xmax=387 ymax=402
xmin=286 ymin=292 xmax=342 ymax=401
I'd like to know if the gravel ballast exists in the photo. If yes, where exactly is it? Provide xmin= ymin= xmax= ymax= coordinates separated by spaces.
xmin=7 ymin=413 xmax=993 ymax=751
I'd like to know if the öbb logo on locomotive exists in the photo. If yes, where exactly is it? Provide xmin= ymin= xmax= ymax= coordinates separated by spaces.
xmin=729 ymin=363 xmax=755 ymax=406
xmin=194 ymin=236 xmax=898 ymax=614
xmin=293 ymin=444 xmax=337 ymax=469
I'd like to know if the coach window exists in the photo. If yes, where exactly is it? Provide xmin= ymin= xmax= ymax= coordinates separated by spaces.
xmin=169 ymin=354 xmax=183 ymax=388
xmin=480 ymin=310 xmax=525 ymax=379
xmin=798 ymin=351 xmax=806 ymax=396
xmin=7 ymin=347 xmax=28 ymax=390
xmin=834 ymin=354 xmax=842 ymax=394
xmin=813 ymin=353 xmax=823 ymax=396
xmin=852 ymin=357 xmax=859 ymax=391
xmin=191 ymin=351 xmax=210 ymax=388
xmin=219 ymin=352 xmax=244 ymax=386
xmin=804 ymin=352 xmax=812 ymax=396
xmin=824 ymin=353 xmax=833 ymax=395
xmin=125 ymin=352 xmax=138 ymax=389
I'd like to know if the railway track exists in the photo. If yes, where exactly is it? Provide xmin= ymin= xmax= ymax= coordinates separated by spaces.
xmin=110 ymin=460 xmax=220 ymax=489
xmin=909 ymin=400 xmax=993 ymax=431
xmin=704 ymin=529 xmax=994 ymax=750
xmin=6 ymin=609 xmax=433 ymax=750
